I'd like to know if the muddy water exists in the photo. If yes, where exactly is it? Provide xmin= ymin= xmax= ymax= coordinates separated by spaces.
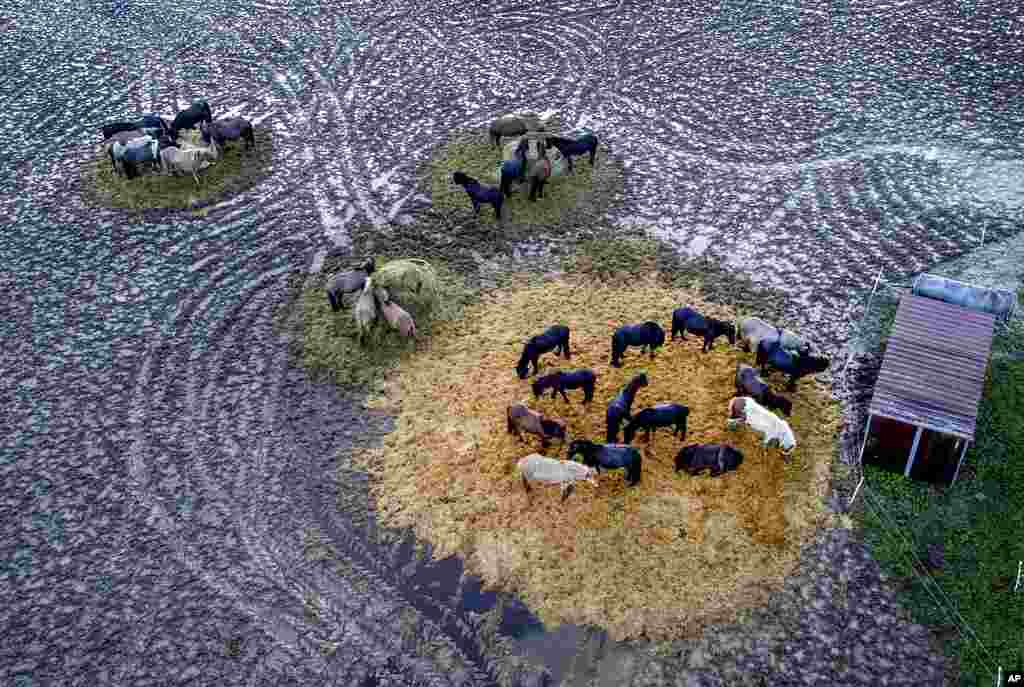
xmin=3 ymin=0 xmax=1022 ymax=685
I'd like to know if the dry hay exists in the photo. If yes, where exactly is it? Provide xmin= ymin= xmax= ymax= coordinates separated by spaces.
xmin=357 ymin=274 xmax=837 ymax=641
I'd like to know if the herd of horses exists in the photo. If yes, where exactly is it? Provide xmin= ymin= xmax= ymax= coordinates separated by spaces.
xmin=508 ymin=308 xmax=831 ymax=502
xmin=452 ymin=114 xmax=600 ymax=222
xmin=97 ymin=99 xmax=256 ymax=186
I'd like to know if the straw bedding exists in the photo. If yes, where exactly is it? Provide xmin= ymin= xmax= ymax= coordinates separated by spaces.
xmin=355 ymin=273 xmax=837 ymax=640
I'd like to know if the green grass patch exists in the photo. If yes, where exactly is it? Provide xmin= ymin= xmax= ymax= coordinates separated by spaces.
xmin=856 ymin=317 xmax=1024 ymax=686
xmin=428 ymin=127 xmax=612 ymax=227
xmin=80 ymin=127 xmax=274 ymax=212
xmin=299 ymin=256 xmax=476 ymax=386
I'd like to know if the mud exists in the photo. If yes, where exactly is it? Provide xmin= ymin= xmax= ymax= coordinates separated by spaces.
xmin=3 ymin=0 xmax=1022 ymax=685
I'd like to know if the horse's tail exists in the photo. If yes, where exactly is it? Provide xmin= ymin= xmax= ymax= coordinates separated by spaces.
xmin=506 ymin=406 xmax=515 ymax=434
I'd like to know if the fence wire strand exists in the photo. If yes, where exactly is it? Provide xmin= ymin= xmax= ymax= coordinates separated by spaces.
xmin=858 ymin=484 xmax=998 ymax=678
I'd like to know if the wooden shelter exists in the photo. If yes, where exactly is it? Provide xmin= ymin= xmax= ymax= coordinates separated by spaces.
xmin=858 ymin=294 xmax=996 ymax=484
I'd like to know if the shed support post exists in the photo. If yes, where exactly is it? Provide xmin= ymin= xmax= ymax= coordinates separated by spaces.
xmin=951 ymin=438 xmax=971 ymax=485
xmin=856 ymin=414 xmax=873 ymax=466
xmin=904 ymin=425 xmax=923 ymax=478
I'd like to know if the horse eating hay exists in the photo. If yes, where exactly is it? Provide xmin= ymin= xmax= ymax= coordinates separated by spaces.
xmin=452 ymin=171 xmax=504 ymax=221
xmin=544 ymin=131 xmax=598 ymax=173
xmin=622 ymin=403 xmax=689 ymax=444
xmin=515 ymin=325 xmax=571 ymax=379
xmin=610 ymin=322 xmax=665 ymax=367
xmin=517 ymin=453 xmax=597 ymax=503
xmin=531 ymin=369 xmax=596 ymax=405
xmin=201 ymin=117 xmax=255 ymax=151
xmin=726 ymin=396 xmax=796 ymax=459
xmin=671 ymin=306 xmax=737 ymax=352
xmin=567 ymin=439 xmax=642 ymax=486
xmin=507 ymin=402 xmax=567 ymax=449
xmin=325 ymin=258 xmax=375 ymax=312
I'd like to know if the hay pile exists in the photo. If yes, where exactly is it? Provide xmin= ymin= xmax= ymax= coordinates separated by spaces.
xmin=301 ymin=257 xmax=473 ymax=385
xmin=355 ymin=274 xmax=838 ymax=640
xmin=81 ymin=127 xmax=274 ymax=211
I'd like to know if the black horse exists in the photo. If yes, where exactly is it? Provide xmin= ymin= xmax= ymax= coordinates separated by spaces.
xmin=452 ymin=172 xmax=504 ymax=221
xmin=735 ymin=363 xmax=792 ymax=416
xmin=516 ymin=325 xmax=571 ymax=379
xmin=606 ymin=372 xmax=648 ymax=443
xmin=622 ymin=403 xmax=689 ymax=444
xmin=567 ymin=439 xmax=641 ymax=486
xmin=201 ymin=116 xmax=255 ymax=151
xmin=532 ymin=369 xmax=596 ymax=404
xmin=169 ymin=100 xmax=213 ymax=141
xmin=755 ymin=340 xmax=830 ymax=391
xmin=675 ymin=444 xmax=744 ymax=477
xmin=610 ymin=321 xmax=665 ymax=367
xmin=671 ymin=307 xmax=737 ymax=352
xmin=544 ymin=132 xmax=598 ymax=173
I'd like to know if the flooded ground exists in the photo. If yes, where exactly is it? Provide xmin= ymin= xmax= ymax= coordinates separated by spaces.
xmin=3 ymin=0 xmax=1022 ymax=685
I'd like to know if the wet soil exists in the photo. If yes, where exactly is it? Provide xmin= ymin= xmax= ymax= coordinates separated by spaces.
xmin=3 ymin=0 xmax=1022 ymax=685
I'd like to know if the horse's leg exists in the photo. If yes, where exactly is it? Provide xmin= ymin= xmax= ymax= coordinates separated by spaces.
xmin=521 ymin=474 xmax=532 ymax=493
xmin=559 ymin=389 xmax=570 ymax=403
xmin=787 ymin=374 xmax=798 ymax=392
xmin=560 ymin=482 xmax=574 ymax=502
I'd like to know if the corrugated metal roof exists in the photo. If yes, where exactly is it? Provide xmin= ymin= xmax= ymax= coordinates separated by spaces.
xmin=868 ymin=294 xmax=996 ymax=439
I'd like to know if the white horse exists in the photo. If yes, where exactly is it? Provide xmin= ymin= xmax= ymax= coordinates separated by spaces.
xmin=726 ymin=396 xmax=796 ymax=460
xmin=160 ymin=143 xmax=219 ymax=186
xmin=517 ymin=453 xmax=598 ymax=502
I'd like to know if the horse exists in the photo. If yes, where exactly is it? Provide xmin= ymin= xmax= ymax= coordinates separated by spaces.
xmin=610 ymin=321 xmax=665 ymax=368
xmin=169 ymin=100 xmax=213 ymax=141
xmin=606 ymin=372 xmax=648 ymax=443
xmin=515 ymin=325 xmax=571 ymax=379
xmin=101 ymin=121 xmax=142 ymax=139
xmin=200 ymin=117 xmax=255 ymax=151
xmin=531 ymin=369 xmax=596 ymax=405
xmin=622 ymin=403 xmax=689 ymax=444
xmin=567 ymin=439 xmax=641 ymax=486
xmin=726 ymin=397 xmax=796 ymax=460
xmin=544 ymin=132 xmax=598 ymax=173
xmin=517 ymin=453 xmax=597 ymax=503
xmin=110 ymin=136 xmax=160 ymax=178
xmin=378 ymin=299 xmax=417 ymax=341
xmin=325 ymin=259 xmax=375 ymax=312
xmin=489 ymin=114 xmax=543 ymax=148
xmin=159 ymin=143 xmax=219 ymax=186
xmin=671 ymin=307 xmax=737 ymax=352
xmin=755 ymin=340 xmax=830 ymax=391
xmin=675 ymin=444 xmax=744 ymax=477
xmin=452 ymin=172 xmax=504 ymax=221
xmin=735 ymin=363 xmax=792 ymax=416
xmin=496 ymin=158 xmax=525 ymax=198
xmin=526 ymin=156 xmax=553 ymax=201
xmin=352 ymin=277 xmax=377 ymax=346
xmin=738 ymin=317 xmax=811 ymax=356
xmin=101 ymin=129 xmax=147 ymax=172
xmin=507 ymin=402 xmax=568 ymax=449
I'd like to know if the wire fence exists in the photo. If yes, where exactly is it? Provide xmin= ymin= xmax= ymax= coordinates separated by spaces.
xmin=838 ymin=238 xmax=1024 ymax=687
xmin=856 ymin=483 xmax=999 ymax=678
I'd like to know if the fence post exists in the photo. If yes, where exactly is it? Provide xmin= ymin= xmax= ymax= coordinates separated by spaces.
xmin=842 ymin=267 xmax=885 ymax=394
xmin=1015 ymin=560 xmax=1022 ymax=593
xmin=995 ymin=665 xmax=1001 ymax=687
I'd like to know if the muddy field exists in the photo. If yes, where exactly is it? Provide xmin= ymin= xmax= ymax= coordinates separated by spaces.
xmin=3 ymin=0 xmax=1022 ymax=686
